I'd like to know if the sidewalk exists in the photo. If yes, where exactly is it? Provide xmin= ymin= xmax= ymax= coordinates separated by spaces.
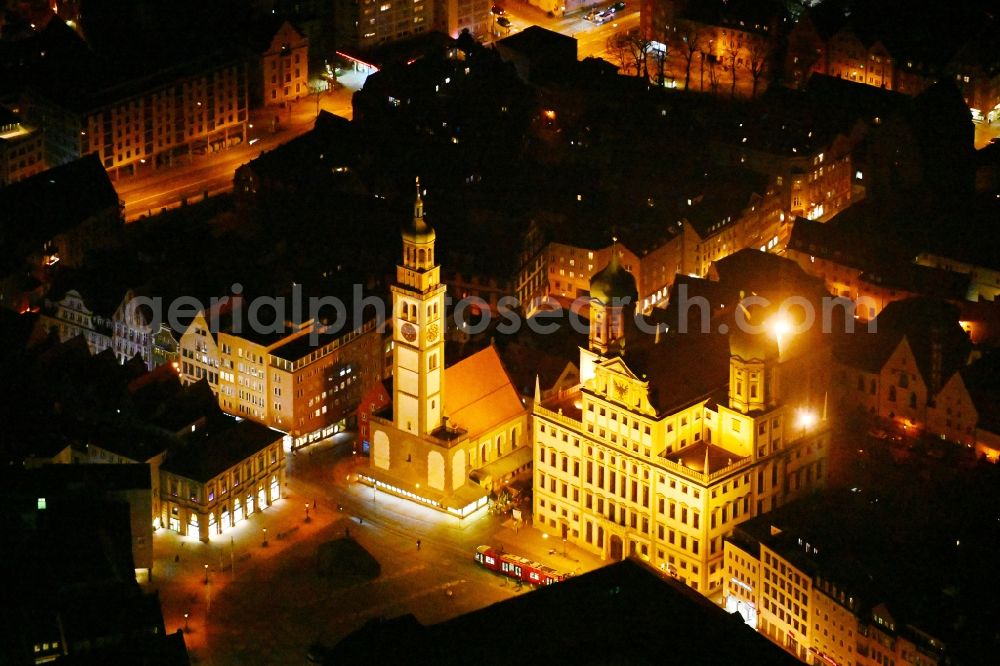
xmin=146 ymin=486 xmax=347 ymax=658
xmin=491 ymin=519 xmax=606 ymax=577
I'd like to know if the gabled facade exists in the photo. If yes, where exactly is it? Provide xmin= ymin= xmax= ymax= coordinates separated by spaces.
xmin=262 ymin=21 xmax=309 ymax=106
xmin=178 ymin=310 xmax=221 ymax=390
xmin=36 ymin=289 xmax=113 ymax=355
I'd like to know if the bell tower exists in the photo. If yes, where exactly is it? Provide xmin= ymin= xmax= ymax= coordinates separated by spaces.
xmin=391 ymin=177 xmax=446 ymax=436
xmin=588 ymin=240 xmax=637 ymax=355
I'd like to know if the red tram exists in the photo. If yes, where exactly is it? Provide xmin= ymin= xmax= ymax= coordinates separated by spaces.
xmin=474 ymin=545 xmax=571 ymax=586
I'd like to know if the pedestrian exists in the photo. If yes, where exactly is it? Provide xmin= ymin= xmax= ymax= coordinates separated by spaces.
xmin=416 ymin=539 xmax=421 ymax=551
xmin=359 ymin=517 xmax=363 ymax=525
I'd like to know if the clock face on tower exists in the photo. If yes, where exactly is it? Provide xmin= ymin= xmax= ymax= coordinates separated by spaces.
xmin=401 ymin=322 xmax=417 ymax=342
xmin=427 ymin=323 xmax=439 ymax=342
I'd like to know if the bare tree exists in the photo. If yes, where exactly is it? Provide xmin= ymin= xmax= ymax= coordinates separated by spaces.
xmin=707 ymin=53 xmax=721 ymax=95
xmin=625 ymin=32 xmax=653 ymax=80
xmin=745 ymin=34 xmax=771 ymax=99
xmin=725 ymin=34 xmax=742 ymax=99
xmin=673 ymin=21 xmax=704 ymax=91
xmin=606 ymin=33 xmax=630 ymax=74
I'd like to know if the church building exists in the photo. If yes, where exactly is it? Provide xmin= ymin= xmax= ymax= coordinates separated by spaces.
xmin=360 ymin=180 xmax=529 ymax=517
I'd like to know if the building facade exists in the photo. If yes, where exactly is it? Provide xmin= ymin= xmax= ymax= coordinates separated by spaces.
xmin=159 ymin=420 xmax=285 ymax=541
xmin=26 ymin=56 xmax=249 ymax=178
xmin=193 ymin=308 xmax=385 ymax=447
xmin=532 ymin=253 xmax=832 ymax=597
xmin=362 ymin=180 xmax=529 ymax=515
xmin=0 ymin=109 xmax=46 ymax=185
xmin=262 ymin=21 xmax=309 ymax=105
xmin=36 ymin=289 xmax=113 ymax=355
xmin=724 ymin=516 xmax=945 ymax=665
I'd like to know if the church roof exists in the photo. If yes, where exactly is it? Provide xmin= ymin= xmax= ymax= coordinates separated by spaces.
xmin=444 ymin=345 xmax=525 ymax=437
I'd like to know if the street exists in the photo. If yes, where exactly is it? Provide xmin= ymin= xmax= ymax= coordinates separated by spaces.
xmin=146 ymin=434 xmax=603 ymax=664
xmin=493 ymin=1 xmax=641 ymax=60
xmin=117 ymin=83 xmax=356 ymax=223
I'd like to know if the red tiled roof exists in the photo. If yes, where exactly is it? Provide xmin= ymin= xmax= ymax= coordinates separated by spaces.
xmin=444 ymin=345 xmax=525 ymax=437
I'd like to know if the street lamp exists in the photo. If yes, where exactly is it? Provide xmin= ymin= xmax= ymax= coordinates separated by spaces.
xmin=183 ymin=612 xmax=189 ymax=633
xmin=797 ymin=408 xmax=817 ymax=440
xmin=305 ymin=503 xmax=311 ymax=523
xmin=204 ymin=564 xmax=209 ymax=585
xmin=262 ymin=528 xmax=268 ymax=547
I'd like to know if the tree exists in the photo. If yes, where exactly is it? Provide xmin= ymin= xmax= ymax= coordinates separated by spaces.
xmin=725 ymin=34 xmax=743 ymax=99
xmin=606 ymin=33 xmax=630 ymax=74
xmin=625 ymin=32 xmax=653 ymax=80
xmin=674 ymin=21 xmax=704 ymax=91
xmin=745 ymin=34 xmax=771 ymax=99
xmin=707 ymin=53 xmax=721 ymax=95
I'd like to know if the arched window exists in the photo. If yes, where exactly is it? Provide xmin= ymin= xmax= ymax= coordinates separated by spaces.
xmin=418 ymin=248 xmax=426 ymax=264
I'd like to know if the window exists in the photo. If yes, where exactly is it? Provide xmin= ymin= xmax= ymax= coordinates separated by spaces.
xmin=37 ymin=497 xmax=46 ymax=510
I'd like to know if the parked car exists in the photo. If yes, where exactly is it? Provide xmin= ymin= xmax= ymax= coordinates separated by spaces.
xmin=497 ymin=16 xmax=512 ymax=27
xmin=609 ymin=1 xmax=626 ymax=11
xmin=491 ymin=5 xmax=505 ymax=15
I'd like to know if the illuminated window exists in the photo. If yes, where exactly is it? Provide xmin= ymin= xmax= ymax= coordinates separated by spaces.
xmin=37 ymin=497 xmax=46 ymax=510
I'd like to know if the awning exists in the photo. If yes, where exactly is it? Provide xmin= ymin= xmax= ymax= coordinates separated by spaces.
xmin=470 ymin=446 xmax=532 ymax=484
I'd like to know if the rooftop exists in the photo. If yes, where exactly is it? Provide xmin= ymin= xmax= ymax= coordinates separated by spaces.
xmin=325 ymin=558 xmax=800 ymax=665
xmin=0 ymin=154 xmax=120 ymax=262
xmin=442 ymin=345 xmax=525 ymax=439
xmin=159 ymin=417 xmax=280 ymax=483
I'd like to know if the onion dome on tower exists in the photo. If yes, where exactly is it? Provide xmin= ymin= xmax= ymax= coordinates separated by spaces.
xmin=403 ymin=176 xmax=435 ymax=243
xmin=588 ymin=240 xmax=637 ymax=355
xmin=589 ymin=243 xmax=637 ymax=305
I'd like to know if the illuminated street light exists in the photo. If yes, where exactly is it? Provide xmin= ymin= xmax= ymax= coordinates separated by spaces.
xmin=796 ymin=408 xmax=818 ymax=441
xmin=183 ymin=612 xmax=189 ymax=633
xmin=204 ymin=564 xmax=209 ymax=585
xmin=305 ymin=503 xmax=311 ymax=522
xmin=262 ymin=528 xmax=268 ymax=547
xmin=797 ymin=408 xmax=818 ymax=430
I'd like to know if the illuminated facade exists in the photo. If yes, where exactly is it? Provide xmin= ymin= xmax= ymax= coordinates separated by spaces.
xmin=26 ymin=56 xmax=248 ymax=178
xmin=364 ymin=180 xmax=529 ymax=515
xmin=159 ymin=421 xmax=285 ymax=541
xmin=434 ymin=0 xmax=489 ymax=39
xmin=178 ymin=310 xmax=220 ymax=390
xmin=0 ymin=110 xmax=45 ymax=185
xmin=518 ymin=177 xmax=786 ymax=316
xmin=334 ymin=0 xmax=432 ymax=52
xmin=177 ymin=299 xmax=384 ymax=447
xmin=532 ymin=253 xmax=830 ymax=596
xmin=213 ymin=315 xmax=383 ymax=447
xmin=36 ymin=289 xmax=113 ymax=355
xmin=832 ymin=299 xmax=986 ymax=452
xmin=262 ymin=21 xmax=309 ymax=105
xmin=724 ymin=519 xmax=945 ymax=665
